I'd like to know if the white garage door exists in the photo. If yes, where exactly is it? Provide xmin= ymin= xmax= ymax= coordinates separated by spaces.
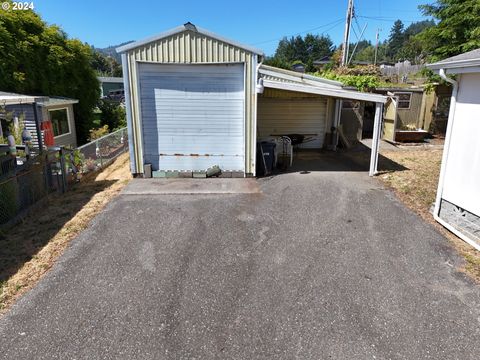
xmin=138 ymin=63 xmax=245 ymax=172
xmin=257 ymin=97 xmax=327 ymax=148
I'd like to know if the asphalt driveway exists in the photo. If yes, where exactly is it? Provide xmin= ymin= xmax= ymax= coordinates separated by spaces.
xmin=1 ymin=169 xmax=479 ymax=359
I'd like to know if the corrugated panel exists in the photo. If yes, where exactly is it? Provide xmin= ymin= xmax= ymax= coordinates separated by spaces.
xmin=125 ymin=29 xmax=255 ymax=174
xmin=139 ymin=63 xmax=245 ymax=172
xmin=257 ymin=97 xmax=327 ymax=148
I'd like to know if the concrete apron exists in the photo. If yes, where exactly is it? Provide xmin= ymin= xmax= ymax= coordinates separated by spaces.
xmin=122 ymin=178 xmax=261 ymax=195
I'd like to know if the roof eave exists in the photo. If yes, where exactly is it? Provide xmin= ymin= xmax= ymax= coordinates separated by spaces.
xmin=116 ymin=24 xmax=264 ymax=56
xmin=263 ymin=79 xmax=388 ymax=103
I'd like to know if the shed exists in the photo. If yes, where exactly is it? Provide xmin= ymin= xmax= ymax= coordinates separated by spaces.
xmin=98 ymin=76 xmax=124 ymax=98
xmin=118 ymin=23 xmax=387 ymax=177
xmin=0 ymin=92 xmax=79 ymax=149
xmin=427 ymin=48 xmax=480 ymax=250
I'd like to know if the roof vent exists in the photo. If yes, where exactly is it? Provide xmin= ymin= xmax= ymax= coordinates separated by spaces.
xmin=184 ymin=22 xmax=197 ymax=32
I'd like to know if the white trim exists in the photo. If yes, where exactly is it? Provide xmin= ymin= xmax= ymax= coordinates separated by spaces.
xmin=48 ymin=107 xmax=71 ymax=138
xmin=134 ymin=60 xmax=144 ymax=174
xmin=434 ymin=214 xmax=480 ymax=251
xmin=116 ymin=24 xmax=264 ymax=55
xmin=369 ymin=103 xmax=383 ymax=176
xmin=252 ymin=55 xmax=258 ymax=177
xmin=121 ymin=53 xmax=137 ymax=174
xmin=263 ymin=79 xmax=388 ymax=103
xmin=433 ymin=70 xmax=459 ymax=219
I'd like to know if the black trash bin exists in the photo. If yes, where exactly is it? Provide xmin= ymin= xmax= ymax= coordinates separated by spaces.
xmin=256 ymin=141 xmax=276 ymax=176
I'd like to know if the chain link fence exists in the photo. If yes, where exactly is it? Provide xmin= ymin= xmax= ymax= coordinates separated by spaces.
xmin=0 ymin=127 xmax=128 ymax=227
xmin=0 ymin=150 xmax=65 ymax=226
xmin=75 ymin=127 xmax=128 ymax=173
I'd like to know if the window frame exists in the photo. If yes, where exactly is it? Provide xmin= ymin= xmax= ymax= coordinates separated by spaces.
xmin=395 ymin=92 xmax=412 ymax=110
xmin=48 ymin=107 xmax=71 ymax=138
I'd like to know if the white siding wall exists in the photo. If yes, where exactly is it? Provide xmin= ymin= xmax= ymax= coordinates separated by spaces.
xmin=441 ymin=73 xmax=480 ymax=216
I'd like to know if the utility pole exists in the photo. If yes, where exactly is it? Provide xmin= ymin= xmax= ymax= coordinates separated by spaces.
xmin=374 ymin=28 xmax=380 ymax=65
xmin=341 ymin=0 xmax=354 ymax=67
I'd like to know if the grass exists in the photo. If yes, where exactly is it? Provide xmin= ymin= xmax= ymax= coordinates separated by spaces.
xmin=0 ymin=153 xmax=132 ymax=315
xmin=379 ymin=149 xmax=480 ymax=282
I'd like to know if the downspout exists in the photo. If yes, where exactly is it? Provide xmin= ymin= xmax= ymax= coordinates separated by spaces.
xmin=432 ymin=68 xmax=465 ymax=238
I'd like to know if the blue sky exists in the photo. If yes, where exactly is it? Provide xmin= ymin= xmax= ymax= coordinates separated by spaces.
xmin=35 ymin=0 xmax=430 ymax=55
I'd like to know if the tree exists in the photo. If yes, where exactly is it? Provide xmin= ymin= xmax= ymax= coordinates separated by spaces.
xmin=418 ymin=0 xmax=480 ymax=60
xmin=269 ymin=34 xmax=334 ymax=72
xmin=0 ymin=2 xmax=100 ymax=144
xmin=387 ymin=20 xmax=405 ymax=60
xmin=92 ymin=49 xmax=122 ymax=77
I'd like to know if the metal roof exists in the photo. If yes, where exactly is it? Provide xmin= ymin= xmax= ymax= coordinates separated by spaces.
xmin=37 ymin=96 xmax=78 ymax=107
xmin=0 ymin=91 xmax=45 ymax=105
xmin=260 ymin=66 xmax=387 ymax=103
xmin=259 ymin=65 xmax=387 ymax=102
xmin=98 ymin=76 xmax=124 ymax=83
xmin=427 ymin=48 xmax=480 ymax=71
xmin=117 ymin=23 xmax=264 ymax=55
xmin=259 ymin=64 xmax=343 ymax=88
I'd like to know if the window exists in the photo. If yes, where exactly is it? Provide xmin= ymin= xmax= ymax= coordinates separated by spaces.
xmin=49 ymin=108 xmax=70 ymax=137
xmin=396 ymin=92 xmax=412 ymax=109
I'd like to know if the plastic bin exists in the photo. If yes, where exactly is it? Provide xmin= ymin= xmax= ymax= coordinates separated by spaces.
xmin=256 ymin=141 xmax=276 ymax=176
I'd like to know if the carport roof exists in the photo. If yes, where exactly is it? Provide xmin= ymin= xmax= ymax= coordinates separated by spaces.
xmin=116 ymin=22 xmax=264 ymax=55
xmin=260 ymin=66 xmax=388 ymax=103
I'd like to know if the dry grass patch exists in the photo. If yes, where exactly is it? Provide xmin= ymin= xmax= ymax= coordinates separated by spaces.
xmin=0 ymin=153 xmax=131 ymax=315
xmin=379 ymin=149 xmax=480 ymax=282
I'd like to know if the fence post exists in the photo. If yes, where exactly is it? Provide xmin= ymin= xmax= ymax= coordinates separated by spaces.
xmin=96 ymin=139 xmax=103 ymax=168
xmin=59 ymin=148 xmax=67 ymax=193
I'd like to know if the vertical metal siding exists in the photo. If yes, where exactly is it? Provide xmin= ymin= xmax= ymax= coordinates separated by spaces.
xmin=125 ymin=30 xmax=255 ymax=174
xmin=257 ymin=97 xmax=328 ymax=148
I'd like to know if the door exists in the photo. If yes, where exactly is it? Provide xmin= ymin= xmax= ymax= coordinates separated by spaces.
xmin=382 ymin=97 xmax=398 ymax=142
xmin=257 ymin=97 xmax=328 ymax=148
xmin=138 ymin=63 xmax=245 ymax=172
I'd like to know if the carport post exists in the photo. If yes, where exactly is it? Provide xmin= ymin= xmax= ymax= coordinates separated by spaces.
xmin=369 ymin=102 xmax=383 ymax=176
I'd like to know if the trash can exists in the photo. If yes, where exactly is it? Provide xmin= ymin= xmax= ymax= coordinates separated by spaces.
xmin=256 ymin=141 xmax=276 ymax=176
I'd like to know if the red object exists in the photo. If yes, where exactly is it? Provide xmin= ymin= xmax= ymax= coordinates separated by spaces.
xmin=41 ymin=120 xmax=55 ymax=147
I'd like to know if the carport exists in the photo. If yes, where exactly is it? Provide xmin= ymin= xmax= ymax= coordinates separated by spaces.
xmin=256 ymin=65 xmax=387 ymax=176
xmin=118 ymin=23 xmax=387 ymax=178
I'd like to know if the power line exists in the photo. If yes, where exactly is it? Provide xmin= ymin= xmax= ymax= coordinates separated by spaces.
xmin=357 ymin=15 xmax=427 ymax=23
xmin=252 ymin=18 xmax=344 ymax=45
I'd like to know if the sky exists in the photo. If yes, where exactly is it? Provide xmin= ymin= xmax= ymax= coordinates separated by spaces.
xmin=35 ymin=0 xmax=430 ymax=55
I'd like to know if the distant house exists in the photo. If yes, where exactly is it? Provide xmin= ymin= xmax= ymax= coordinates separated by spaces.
xmin=0 ymin=92 xmax=79 ymax=150
xmin=313 ymin=56 xmax=331 ymax=70
xmin=291 ymin=63 xmax=306 ymax=73
xmin=427 ymin=48 xmax=480 ymax=251
xmin=98 ymin=76 xmax=124 ymax=98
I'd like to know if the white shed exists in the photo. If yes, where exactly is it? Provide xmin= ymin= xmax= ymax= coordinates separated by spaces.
xmin=428 ymin=49 xmax=480 ymax=251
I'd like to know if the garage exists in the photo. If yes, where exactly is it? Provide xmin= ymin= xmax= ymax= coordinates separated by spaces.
xmin=138 ymin=63 xmax=245 ymax=172
xmin=118 ymin=22 xmax=387 ymax=178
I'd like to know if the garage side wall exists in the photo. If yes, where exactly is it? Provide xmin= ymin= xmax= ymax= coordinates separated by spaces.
xmin=124 ymin=30 xmax=256 ymax=175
